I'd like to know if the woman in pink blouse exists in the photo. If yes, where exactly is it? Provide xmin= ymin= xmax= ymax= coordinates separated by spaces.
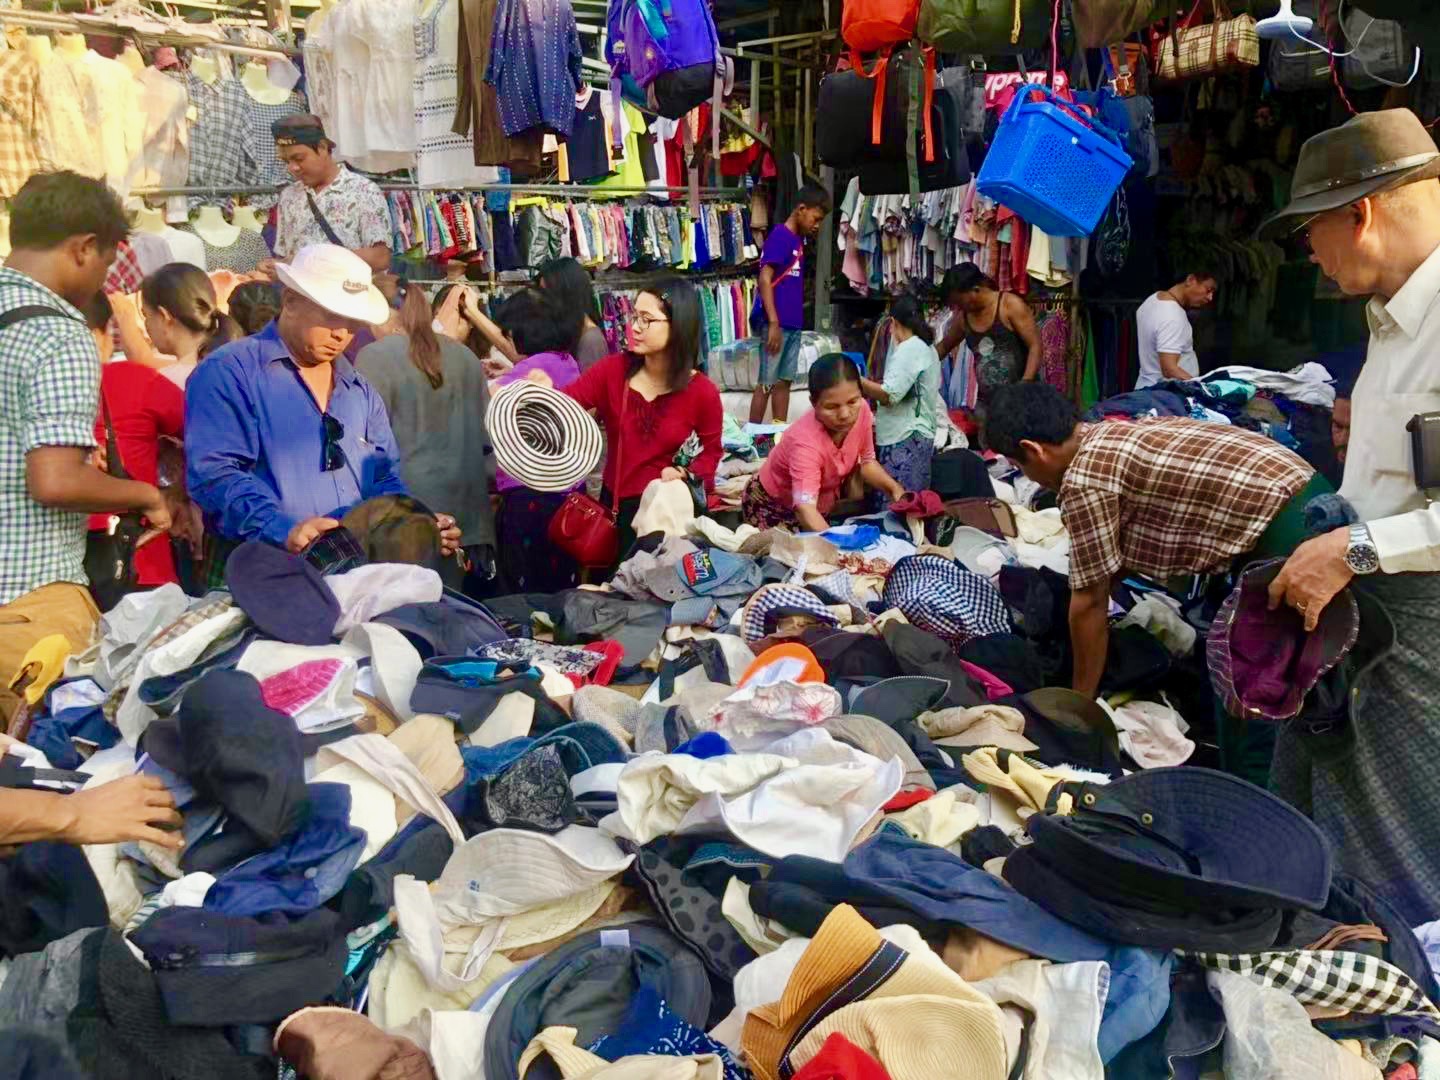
xmin=743 ymin=353 xmax=904 ymax=532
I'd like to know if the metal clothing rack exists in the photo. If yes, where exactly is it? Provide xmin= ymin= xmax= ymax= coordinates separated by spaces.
xmin=130 ymin=183 xmax=746 ymax=201
xmin=406 ymin=263 xmax=760 ymax=291
xmin=0 ymin=9 xmax=289 ymax=60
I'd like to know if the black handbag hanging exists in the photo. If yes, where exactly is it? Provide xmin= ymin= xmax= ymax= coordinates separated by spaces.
xmin=84 ymin=391 xmax=147 ymax=612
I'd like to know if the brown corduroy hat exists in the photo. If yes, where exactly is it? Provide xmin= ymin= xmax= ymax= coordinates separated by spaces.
xmin=1259 ymin=108 xmax=1440 ymax=238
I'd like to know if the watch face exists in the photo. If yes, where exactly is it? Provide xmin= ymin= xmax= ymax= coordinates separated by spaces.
xmin=1347 ymin=544 xmax=1380 ymax=575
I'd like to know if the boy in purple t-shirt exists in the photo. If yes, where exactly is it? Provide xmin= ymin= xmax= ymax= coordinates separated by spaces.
xmin=749 ymin=184 xmax=832 ymax=423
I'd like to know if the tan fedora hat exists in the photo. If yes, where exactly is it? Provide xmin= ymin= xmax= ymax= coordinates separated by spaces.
xmin=1259 ymin=108 xmax=1440 ymax=238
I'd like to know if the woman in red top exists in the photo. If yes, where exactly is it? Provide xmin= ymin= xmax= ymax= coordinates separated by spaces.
xmin=83 ymin=294 xmax=186 ymax=591
xmin=562 ymin=279 xmax=723 ymax=561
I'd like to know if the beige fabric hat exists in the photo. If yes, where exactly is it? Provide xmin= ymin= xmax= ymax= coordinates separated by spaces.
xmin=743 ymin=904 xmax=1008 ymax=1080
xmin=519 ymin=1027 xmax=726 ymax=1079
xmin=792 ymin=994 xmax=1010 ymax=1080
xmin=275 ymin=243 xmax=389 ymax=325
xmin=919 ymin=705 xmax=1039 ymax=753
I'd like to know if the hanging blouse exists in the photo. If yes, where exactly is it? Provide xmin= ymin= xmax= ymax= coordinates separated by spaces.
xmin=414 ymin=0 xmax=501 ymax=187
xmin=241 ymin=90 xmax=307 ymax=208
xmin=331 ymin=0 xmax=418 ymax=174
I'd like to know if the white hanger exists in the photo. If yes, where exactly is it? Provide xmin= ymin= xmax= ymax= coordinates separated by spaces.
xmin=1256 ymin=0 xmax=1312 ymax=41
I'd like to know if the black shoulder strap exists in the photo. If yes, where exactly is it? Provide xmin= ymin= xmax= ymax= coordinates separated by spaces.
xmin=0 ymin=303 xmax=128 ymax=479
xmin=306 ymin=190 xmax=346 ymax=247
xmin=0 ymin=304 xmax=72 ymax=332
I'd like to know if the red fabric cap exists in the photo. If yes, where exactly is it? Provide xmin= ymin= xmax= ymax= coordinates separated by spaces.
xmin=792 ymin=1032 xmax=894 ymax=1079
xmin=881 ymin=788 xmax=933 ymax=813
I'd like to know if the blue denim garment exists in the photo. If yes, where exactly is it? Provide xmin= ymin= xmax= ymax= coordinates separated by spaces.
xmin=460 ymin=737 xmax=534 ymax=784
xmin=186 ymin=322 xmax=408 ymax=546
xmin=26 ymin=705 xmax=117 ymax=770
xmin=204 ymin=783 xmax=364 ymax=918
xmin=1100 ymin=947 xmax=1175 ymax=1062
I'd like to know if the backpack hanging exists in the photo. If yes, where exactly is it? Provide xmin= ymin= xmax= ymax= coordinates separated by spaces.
xmin=606 ymin=0 xmax=733 ymax=157
xmin=1071 ymin=0 xmax=1159 ymax=47
xmin=816 ymin=45 xmax=938 ymax=181
xmin=1341 ymin=4 xmax=1416 ymax=89
xmin=917 ymin=0 xmax=1050 ymax=55
xmin=842 ymin=0 xmax=922 ymax=54
xmin=1268 ymin=0 xmax=1335 ymax=91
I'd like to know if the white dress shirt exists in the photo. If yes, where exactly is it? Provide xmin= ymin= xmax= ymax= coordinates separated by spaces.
xmin=1341 ymin=240 xmax=1440 ymax=572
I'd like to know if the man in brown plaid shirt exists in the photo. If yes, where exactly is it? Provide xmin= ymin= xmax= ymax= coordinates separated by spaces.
xmin=985 ymin=383 xmax=1319 ymax=701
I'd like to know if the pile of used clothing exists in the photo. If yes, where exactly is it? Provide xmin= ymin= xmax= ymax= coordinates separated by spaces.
xmin=1087 ymin=362 xmax=1341 ymax=482
xmin=0 ymin=473 xmax=1432 ymax=1080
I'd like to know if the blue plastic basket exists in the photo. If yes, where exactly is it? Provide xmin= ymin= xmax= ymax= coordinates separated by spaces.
xmin=977 ymin=83 xmax=1133 ymax=238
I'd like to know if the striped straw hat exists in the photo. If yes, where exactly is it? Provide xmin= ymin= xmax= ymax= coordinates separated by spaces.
xmin=487 ymin=379 xmax=603 ymax=493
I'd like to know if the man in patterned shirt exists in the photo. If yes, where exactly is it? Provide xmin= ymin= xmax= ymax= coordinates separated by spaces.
xmin=0 ymin=171 xmax=171 ymax=609
xmin=984 ymin=383 xmax=1319 ymax=702
xmin=263 ymin=115 xmax=392 ymax=275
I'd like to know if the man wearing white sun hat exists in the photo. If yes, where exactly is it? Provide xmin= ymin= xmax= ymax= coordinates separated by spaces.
xmin=186 ymin=244 xmax=460 ymax=579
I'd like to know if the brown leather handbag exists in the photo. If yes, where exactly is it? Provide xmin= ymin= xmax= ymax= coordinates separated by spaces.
xmin=942 ymin=497 xmax=1019 ymax=538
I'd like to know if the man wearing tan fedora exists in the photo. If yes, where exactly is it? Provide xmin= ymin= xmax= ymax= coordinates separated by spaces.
xmin=1260 ymin=108 xmax=1440 ymax=922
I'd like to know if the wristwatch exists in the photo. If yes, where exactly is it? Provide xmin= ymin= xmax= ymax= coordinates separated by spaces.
xmin=1344 ymin=523 xmax=1381 ymax=575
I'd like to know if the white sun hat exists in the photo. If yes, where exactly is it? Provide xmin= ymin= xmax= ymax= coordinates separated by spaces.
xmin=274 ymin=243 xmax=389 ymax=326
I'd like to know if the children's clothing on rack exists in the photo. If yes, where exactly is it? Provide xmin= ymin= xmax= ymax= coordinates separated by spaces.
xmin=838 ymin=176 xmax=1088 ymax=296
xmin=383 ymin=191 xmax=754 ymax=275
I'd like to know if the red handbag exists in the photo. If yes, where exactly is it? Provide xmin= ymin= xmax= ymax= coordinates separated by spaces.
xmin=547 ymin=389 xmax=625 ymax=568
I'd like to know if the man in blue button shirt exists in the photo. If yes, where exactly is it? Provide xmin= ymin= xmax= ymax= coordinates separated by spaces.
xmin=186 ymin=244 xmax=460 ymax=569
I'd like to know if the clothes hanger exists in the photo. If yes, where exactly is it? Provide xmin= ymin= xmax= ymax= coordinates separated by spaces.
xmin=190 ymin=52 xmax=220 ymax=84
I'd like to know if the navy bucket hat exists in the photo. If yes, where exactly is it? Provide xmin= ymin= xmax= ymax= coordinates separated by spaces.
xmin=1027 ymin=767 xmax=1333 ymax=912
xmin=226 ymin=541 xmax=339 ymax=646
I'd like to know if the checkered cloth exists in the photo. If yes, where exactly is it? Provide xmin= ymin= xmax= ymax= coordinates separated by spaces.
xmin=740 ymin=584 xmax=838 ymax=645
xmin=185 ymin=72 xmax=254 ymax=207
xmin=1062 ymin=418 xmax=1313 ymax=590
xmin=881 ymin=554 xmax=1010 ymax=648
xmin=103 ymin=243 xmax=145 ymax=296
xmin=0 ymin=52 xmax=41 ymax=199
xmin=1183 ymin=949 xmax=1440 ymax=1022
xmin=1155 ymin=12 xmax=1260 ymax=81
xmin=102 ymin=595 xmax=238 ymax=722
xmin=0 ymin=270 xmax=99 ymax=606
xmin=302 ymin=527 xmax=368 ymax=577
xmin=241 ymin=92 xmax=308 ymax=209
